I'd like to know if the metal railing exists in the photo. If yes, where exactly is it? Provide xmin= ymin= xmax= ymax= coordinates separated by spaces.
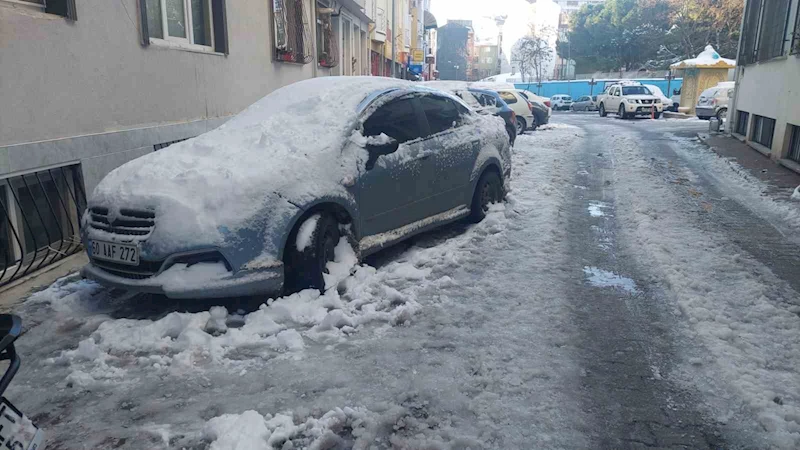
xmin=0 ymin=165 xmax=86 ymax=288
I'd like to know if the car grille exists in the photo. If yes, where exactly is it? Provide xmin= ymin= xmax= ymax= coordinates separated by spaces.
xmin=92 ymin=259 xmax=163 ymax=279
xmin=89 ymin=206 xmax=155 ymax=236
xmin=641 ymin=99 xmax=654 ymax=104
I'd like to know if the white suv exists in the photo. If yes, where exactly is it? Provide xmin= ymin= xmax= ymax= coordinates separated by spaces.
xmin=550 ymin=94 xmax=573 ymax=111
xmin=598 ymin=83 xmax=664 ymax=119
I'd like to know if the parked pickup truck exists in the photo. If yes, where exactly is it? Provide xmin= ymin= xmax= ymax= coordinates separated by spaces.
xmin=597 ymin=82 xmax=664 ymax=119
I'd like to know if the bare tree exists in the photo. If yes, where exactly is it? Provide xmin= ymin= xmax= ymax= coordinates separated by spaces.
xmin=512 ymin=26 xmax=554 ymax=83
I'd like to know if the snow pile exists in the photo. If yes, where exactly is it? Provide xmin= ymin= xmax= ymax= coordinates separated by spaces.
xmin=201 ymin=405 xmax=482 ymax=450
xmin=671 ymin=45 xmax=735 ymax=68
xmin=47 ymin=240 xmax=433 ymax=386
xmin=583 ymin=266 xmax=638 ymax=293
xmin=792 ymin=185 xmax=800 ymax=201
xmin=295 ymin=214 xmax=321 ymax=252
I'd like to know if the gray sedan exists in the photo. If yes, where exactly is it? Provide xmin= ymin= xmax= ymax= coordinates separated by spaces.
xmin=570 ymin=95 xmax=598 ymax=112
xmin=81 ymin=77 xmax=512 ymax=299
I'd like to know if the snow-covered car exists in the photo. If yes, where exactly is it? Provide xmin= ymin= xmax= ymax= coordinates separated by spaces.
xmin=517 ymin=90 xmax=552 ymax=130
xmin=696 ymin=84 xmax=735 ymax=121
xmin=81 ymin=77 xmax=512 ymax=299
xmin=597 ymin=83 xmax=664 ymax=119
xmin=423 ymin=81 xmax=518 ymax=145
xmin=550 ymin=94 xmax=573 ymax=110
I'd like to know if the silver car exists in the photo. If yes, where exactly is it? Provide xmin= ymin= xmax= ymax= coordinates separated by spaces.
xmin=570 ymin=95 xmax=597 ymax=111
xmin=81 ymin=77 xmax=512 ymax=299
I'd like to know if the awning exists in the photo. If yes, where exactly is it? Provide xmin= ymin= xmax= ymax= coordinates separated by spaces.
xmin=424 ymin=10 xmax=438 ymax=30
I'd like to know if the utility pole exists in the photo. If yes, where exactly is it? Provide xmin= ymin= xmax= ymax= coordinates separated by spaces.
xmin=391 ymin=0 xmax=396 ymax=78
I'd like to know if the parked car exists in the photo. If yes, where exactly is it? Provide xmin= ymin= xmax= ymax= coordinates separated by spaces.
xmin=81 ymin=77 xmax=512 ymax=298
xmin=696 ymin=85 xmax=735 ymax=121
xmin=551 ymin=94 xmax=573 ymax=110
xmin=670 ymin=87 xmax=681 ymax=112
xmin=517 ymin=90 xmax=552 ymax=130
xmin=497 ymin=90 xmax=537 ymax=135
xmin=597 ymin=83 xmax=664 ymax=119
xmin=570 ymin=95 xmax=598 ymax=111
xmin=424 ymin=81 xmax=517 ymax=145
xmin=643 ymin=85 xmax=672 ymax=111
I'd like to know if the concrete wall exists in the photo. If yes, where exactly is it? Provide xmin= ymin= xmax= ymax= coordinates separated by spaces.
xmin=733 ymin=55 xmax=800 ymax=160
xmin=0 ymin=0 xmax=328 ymax=192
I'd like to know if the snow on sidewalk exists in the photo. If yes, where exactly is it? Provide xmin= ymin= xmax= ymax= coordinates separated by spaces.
xmin=609 ymin=131 xmax=800 ymax=448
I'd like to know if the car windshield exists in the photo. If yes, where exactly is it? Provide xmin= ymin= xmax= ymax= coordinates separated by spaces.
xmin=10 ymin=2 xmax=797 ymax=449
xmin=622 ymin=86 xmax=652 ymax=95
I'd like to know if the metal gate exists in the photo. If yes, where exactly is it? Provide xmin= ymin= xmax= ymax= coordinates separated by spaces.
xmin=1 ymin=165 xmax=87 ymax=288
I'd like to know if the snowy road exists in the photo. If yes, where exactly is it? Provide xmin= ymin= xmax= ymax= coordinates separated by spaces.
xmin=7 ymin=114 xmax=800 ymax=449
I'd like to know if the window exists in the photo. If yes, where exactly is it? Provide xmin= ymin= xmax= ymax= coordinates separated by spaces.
xmin=789 ymin=125 xmax=800 ymax=163
xmin=364 ymin=98 xmax=422 ymax=144
xmin=756 ymin=0 xmax=791 ymax=60
xmin=740 ymin=0 xmax=762 ymax=64
xmin=16 ymin=0 xmax=77 ymax=19
xmin=793 ymin=4 xmax=800 ymax=54
xmin=499 ymin=92 xmax=518 ymax=104
xmin=316 ymin=1 xmax=338 ymax=67
xmin=486 ymin=57 xmax=493 ymax=65
xmin=475 ymin=94 xmax=497 ymax=107
xmin=622 ymin=86 xmax=651 ymax=95
xmin=141 ymin=0 xmax=227 ymax=52
xmin=0 ymin=165 xmax=86 ymax=287
xmin=420 ymin=96 xmax=463 ymax=136
xmin=271 ymin=0 xmax=313 ymax=63
xmin=751 ymin=115 xmax=776 ymax=148
xmin=153 ymin=138 xmax=188 ymax=151
xmin=735 ymin=110 xmax=750 ymax=135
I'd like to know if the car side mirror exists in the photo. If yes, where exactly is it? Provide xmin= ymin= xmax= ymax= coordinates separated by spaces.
xmin=365 ymin=139 xmax=400 ymax=170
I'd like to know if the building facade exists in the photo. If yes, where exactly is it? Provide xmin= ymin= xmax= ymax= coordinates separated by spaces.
xmin=436 ymin=21 xmax=470 ymax=81
xmin=730 ymin=0 xmax=800 ymax=168
xmin=474 ymin=44 xmax=500 ymax=80
xmin=0 ymin=0 xmax=383 ymax=286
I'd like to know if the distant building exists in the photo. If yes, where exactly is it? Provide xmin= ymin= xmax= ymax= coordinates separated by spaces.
xmin=436 ymin=22 xmax=471 ymax=80
xmin=553 ymin=0 xmax=606 ymax=14
xmin=729 ymin=0 xmax=800 ymax=168
xmin=474 ymin=44 xmax=500 ymax=80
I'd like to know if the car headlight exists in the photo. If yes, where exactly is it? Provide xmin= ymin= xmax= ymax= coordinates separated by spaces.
xmin=634 ymin=99 xmax=641 ymax=104
xmin=654 ymin=99 xmax=661 ymax=104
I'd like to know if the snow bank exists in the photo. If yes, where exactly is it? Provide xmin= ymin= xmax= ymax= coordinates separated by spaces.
xmin=792 ymin=185 xmax=800 ymax=201
xmin=295 ymin=214 xmax=321 ymax=252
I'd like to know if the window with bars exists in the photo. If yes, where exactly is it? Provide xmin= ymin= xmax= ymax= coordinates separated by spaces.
xmin=793 ymin=4 xmax=800 ymax=55
xmin=0 ymin=165 xmax=86 ymax=287
xmin=740 ymin=0 xmax=762 ymax=64
xmin=735 ymin=110 xmax=750 ymax=136
xmin=751 ymin=115 xmax=776 ymax=148
xmin=6 ymin=0 xmax=77 ymax=19
xmin=789 ymin=125 xmax=800 ymax=163
xmin=273 ymin=0 xmax=313 ymax=63
xmin=153 ymin=138 xmax=188 ymax=151
xmin=140 ymin=0 xmax=228 ymax=53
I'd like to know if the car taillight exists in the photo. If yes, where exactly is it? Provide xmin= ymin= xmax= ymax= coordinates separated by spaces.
xmin=711 ymin=98 xmax=718 ymax=106
xmin=544 ymin=101 xmax=551 ymax=108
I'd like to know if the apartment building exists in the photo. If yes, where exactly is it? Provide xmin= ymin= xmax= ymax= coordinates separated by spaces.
xmin=730 ymin=0 xmax=800 ymax=171
xmin=0 ymin=0 xmax=374 ymax=287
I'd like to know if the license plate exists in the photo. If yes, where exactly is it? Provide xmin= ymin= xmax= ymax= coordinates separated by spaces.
xmin=642 ymin=107 xmax=652 ymax=112
xmin=0 ymin=398 xmax=44 ymax=450
xmin=89 ymin=240 xmax=139 ymax=266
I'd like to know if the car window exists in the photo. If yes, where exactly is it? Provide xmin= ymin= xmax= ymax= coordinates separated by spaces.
xmin=456 ymin=91 xmax=481 ymax=109
xmin=622 ymin=86 xmax=651 ymax=95
xmin=518 ymin=91 xmax=529 ymax=100
xmin=363 ymin=98 xmax=422 ymax=144
xmin=419 ymin=95 xmax=463 ymax=136
xmin=565 ymin=96 xmax=572 ymax=101
xmin=499 ymin=92 xmax=518 ymax=104
xmin=480 ymin=94 xmax=497 ymax=107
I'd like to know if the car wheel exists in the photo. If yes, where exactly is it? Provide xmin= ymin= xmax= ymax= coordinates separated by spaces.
xmin=468 ymin=170 xmax=504 ymax=223
xmin=570 ymin=105 xmax=575 ymax=112
xmin=599 ymin=103 xmax=607 ymax=117
xmin=284 ymin=213 xmax=341 ymax=295
xmin=716 ymin=108 xmax=728 ymax=121
xmin=515 ymin=117 xmax=526 ymax=136
xmin=618 ymin=104 xmax=628 ymax=119
xmin=654 ymin=111 xmax=662 ymax=119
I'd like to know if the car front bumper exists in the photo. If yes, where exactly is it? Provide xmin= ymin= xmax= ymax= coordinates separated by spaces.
xmin=82 ymin=262 xmax=284 ymax=299
xmin=695 ymin=106 xmax=717 ymax=117
xmin=626 ymin=104 xmax=664 ymax=114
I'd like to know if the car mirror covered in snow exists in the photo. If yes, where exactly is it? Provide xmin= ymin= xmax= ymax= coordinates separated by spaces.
xmin=365 ymin=137 xmax=400 ymax=170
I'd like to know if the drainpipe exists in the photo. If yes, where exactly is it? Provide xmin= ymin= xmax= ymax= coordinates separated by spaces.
xmin=391 ymin=0 xmax=396 ymax=78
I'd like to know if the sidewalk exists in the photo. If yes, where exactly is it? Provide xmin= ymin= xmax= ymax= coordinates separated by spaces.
xmin=697 ymin=132 xmax=800 ymax=197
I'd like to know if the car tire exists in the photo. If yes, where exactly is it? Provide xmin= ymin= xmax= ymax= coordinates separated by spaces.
xmin=654 ymin=111 xmax=662 ymax=119
xmin=515 ymin=117 xmax=526 ymax=136
xmin=599 ymin=103 xmax=607 ymax=117
xmin=570 ymin=105 xmax=575 ymax=112
xmin=283 ymin=213 xmax=341 ymax=295
xmin=716 ymin=108 xmax=727 ymax=121
xmin=618 ymin=104 xmax=628 ymax=119
xmin=698 ymin=116 xmax=710 ymax=120
xmin=468 ymin=170 xmax=504 ymax=223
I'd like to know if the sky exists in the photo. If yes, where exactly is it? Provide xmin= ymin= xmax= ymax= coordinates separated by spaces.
xmin=429 ymin=0 xmax=561 ymax=67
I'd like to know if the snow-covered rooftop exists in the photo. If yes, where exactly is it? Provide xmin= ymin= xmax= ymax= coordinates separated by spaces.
xmin=670 ymin=45 xmax=735 ymax=69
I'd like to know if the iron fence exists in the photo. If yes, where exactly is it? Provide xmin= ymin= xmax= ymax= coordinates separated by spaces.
xmin=0 ymin=165 xmax=87 ymax=288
